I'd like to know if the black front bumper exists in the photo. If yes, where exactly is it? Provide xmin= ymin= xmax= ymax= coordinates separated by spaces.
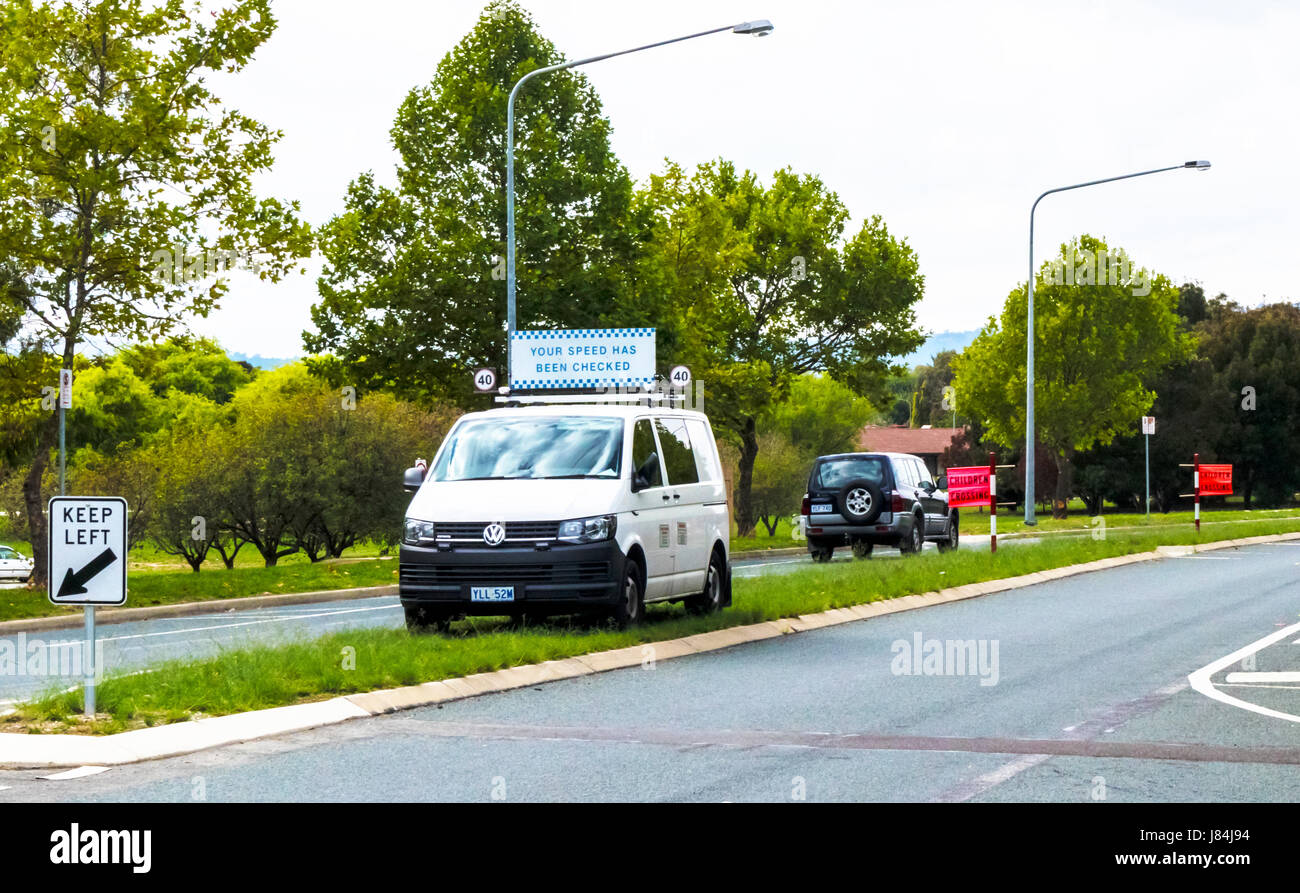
xmin=399 ymin=538 xmax=626 ymax=615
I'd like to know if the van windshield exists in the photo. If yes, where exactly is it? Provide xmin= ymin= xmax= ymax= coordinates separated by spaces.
xmin=430 ymin=416 xmax=624 ymax=481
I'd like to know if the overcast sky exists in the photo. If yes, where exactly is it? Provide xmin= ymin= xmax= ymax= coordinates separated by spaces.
xmin=191 ymin=0 xmax=1300 ymax=359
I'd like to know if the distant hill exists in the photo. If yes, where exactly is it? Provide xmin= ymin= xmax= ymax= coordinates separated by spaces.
xmin=228 ymin=352 xmax=299 ymax=370
xmin=896 ymin=329 xmax=980 ymax=368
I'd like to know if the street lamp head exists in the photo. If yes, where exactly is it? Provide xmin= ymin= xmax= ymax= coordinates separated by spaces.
xmin=733 ymin=19 xmax=774 ymax=36
xmin=1184 ymin=160 xmax=1211 ymax=170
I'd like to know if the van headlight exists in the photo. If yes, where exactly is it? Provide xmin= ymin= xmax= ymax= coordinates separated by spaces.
xmin=403 ymin=519 xmax=436 ymax=545
xmin=557 ymin=515 xmax=616 ymax=544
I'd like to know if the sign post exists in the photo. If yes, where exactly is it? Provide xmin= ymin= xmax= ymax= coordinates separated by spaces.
xmin=58 ymin=369 xmax=72 ymax=496
xmin=48 ymin=496 xmax=128 ymax=718
xmin=1141 ymin=416 xmax=1156 ymax=519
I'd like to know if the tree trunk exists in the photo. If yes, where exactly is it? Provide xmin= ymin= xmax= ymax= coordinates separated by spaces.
xmin=733 ymin=418 xmax=759 ymax=537
xmin=22 ymin=412 xmax=58 ymax=588
xmin=1052 ymin=449 xmax=1074 ymax=520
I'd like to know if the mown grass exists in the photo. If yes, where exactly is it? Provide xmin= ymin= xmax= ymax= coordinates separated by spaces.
xmin=0 ymin=558 xmax=398 ymax=623
xmin=10 ymin=515 xmax=1300 ymax=733
xmin=991 ymin=505 xmax=1300 ymax=536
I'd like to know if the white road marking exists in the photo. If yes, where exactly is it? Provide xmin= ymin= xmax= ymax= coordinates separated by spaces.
xmin=38 ymin=765 xmax=109 ymax=780
xmin=1188 ymin=555 xmax=1241 ymax=560
xmin=1224 ymin=671 xmax=1300 ymax=684
xmin=939 ymin=753 xmax=1052 ymax=802
xmin=1188 ymin=619 xmax=1300 ymax=723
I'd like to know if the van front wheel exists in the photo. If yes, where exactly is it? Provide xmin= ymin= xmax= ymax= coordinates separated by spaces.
xmin=610 ymin=559 xmax=644 ymax=628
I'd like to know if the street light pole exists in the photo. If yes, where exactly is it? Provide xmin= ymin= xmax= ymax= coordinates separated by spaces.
xmin=505 ymin=19 xmax=773 ymax=382
xmin=1023 ymin=160 xmax=1210 ymax=525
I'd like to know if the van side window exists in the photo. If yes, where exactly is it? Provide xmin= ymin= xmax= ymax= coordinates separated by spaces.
xmin=684 ymin=419 xmax=721 ymax=482
xmin=631 ymin=419 xmax=663 ymax=488
xmin=653 ymin=417 xmax=700 ymax=485
xmin=913 ymin=459 xmax=930 ymax=486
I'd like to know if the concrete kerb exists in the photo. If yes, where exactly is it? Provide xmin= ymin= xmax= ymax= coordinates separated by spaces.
xmin=4 ymin=530 xmax=1299 ymax=769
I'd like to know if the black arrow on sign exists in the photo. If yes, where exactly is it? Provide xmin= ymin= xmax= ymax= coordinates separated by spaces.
xmin=56 ymin=547 xmax=117 ymax=599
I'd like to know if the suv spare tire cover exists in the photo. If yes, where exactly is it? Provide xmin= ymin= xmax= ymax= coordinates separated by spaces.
xmin=838 ymin=479 xmax=884 ymax=524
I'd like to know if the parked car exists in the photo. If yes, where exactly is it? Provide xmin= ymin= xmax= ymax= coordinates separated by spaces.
xmin=398 ymin=404 xmax=732 ymax=631
xmin=0 ymin=545 xmax=34 ymax=582
xmin=799 ymin=451 xmax=958 ymax=561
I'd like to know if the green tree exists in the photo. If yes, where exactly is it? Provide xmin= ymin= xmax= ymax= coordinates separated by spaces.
xmin=762 ymin=374 xmax=875 ymax=458
xmin=643 ymin=160 xmax=925 ymax=534
xmin=0 ymin=0 xmax=310 ymax=585
xmin=307 ymin=0 xmax=641 ymax=403
xmin=1199 ymin=299 xmax=1300 ymax=507
xmin=953 ymin=236 xmax=1190 ymax=517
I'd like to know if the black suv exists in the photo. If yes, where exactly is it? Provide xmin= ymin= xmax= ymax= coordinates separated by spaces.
xmin=800 ymin=452 xmax=958 ymax=561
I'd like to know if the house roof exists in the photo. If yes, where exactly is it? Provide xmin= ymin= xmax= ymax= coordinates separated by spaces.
xmin=858 ymin=425 xmax=963 ymax=456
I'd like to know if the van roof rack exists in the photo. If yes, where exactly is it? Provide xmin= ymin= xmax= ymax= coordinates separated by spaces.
xmin=494 ymin=392 xmax=686 ymax=406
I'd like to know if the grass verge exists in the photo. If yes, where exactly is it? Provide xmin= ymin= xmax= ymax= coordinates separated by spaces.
xmin=8 ymin=517 xmax=1300 ymax=734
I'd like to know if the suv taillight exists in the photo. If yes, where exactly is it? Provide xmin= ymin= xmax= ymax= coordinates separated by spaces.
xmin=891 ymin=491 xmax=906 ymax=513
xmin=800 ymin=495 xmax=811 ymax=516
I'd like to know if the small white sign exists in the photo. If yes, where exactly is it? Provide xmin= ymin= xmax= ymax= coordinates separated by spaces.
xmin=509 ymin=328 xmax=655 ymax=390
xmin=668 ymin=365 xmax=692 ymax=388
xmin=1142 ymin=416 xmax=1156 ymax=435
xmin=472 ymin=367 xmax=497 ymax=392
xmin=59 ymin=369 xmax=72 ymax=409
xmin=47 ymin=496 xmax=127 ymax=606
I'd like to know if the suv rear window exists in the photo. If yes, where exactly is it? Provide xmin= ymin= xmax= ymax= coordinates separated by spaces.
xmin=812 ymin=456 xmax=888 ymax=491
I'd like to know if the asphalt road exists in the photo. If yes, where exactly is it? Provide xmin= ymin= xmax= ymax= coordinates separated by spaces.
xmin=3 ymin=539 xmax=1298 ymax=802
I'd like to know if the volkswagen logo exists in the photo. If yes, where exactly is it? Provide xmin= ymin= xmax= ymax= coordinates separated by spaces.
xmin=482 ymin=523 xmax=506 ymax=546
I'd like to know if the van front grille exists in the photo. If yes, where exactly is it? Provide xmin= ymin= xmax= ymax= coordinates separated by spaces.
xmin=435 ymin=521 xmax=561 ymax=541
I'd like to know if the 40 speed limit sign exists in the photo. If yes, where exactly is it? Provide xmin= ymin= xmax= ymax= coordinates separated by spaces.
xmin=668 ymin=365 xmax=691 ymax=387
xmin=472 ymin=368 xmax=497 ymax=392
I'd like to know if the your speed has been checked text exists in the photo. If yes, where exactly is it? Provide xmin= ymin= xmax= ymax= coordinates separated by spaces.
xmin=526 ymin=342 xmax=639 ymax=374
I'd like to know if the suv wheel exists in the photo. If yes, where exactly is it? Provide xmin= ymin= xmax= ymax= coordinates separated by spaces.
xmin=851 ymin=540 xmax=874 ymax=559
xmin=809 ymin=542 xmax=834 ymax=562
xmin=686 ymin=551 xmax=725 ymax=614
xmin=838 ymin=479 xmax=884 ymax=525
xmin=937 ymin=514 xmax=959 ymax=552
xmin=899 ymin=516 xmax=924 ymax=555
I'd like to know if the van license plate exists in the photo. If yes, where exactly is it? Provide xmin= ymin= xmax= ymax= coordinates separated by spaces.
xmin=471 ymin=586 xmax=515 ymax=602
xmin=810 ymin=503 xmax=833 ymax=514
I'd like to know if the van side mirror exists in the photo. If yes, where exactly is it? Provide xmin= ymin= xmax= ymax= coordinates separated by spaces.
xmin=632 ymin=452 xmax=659 ymax=492
xmin=936 ymin=474 xmax=947 ymax=490
xmin=403 ymin=466 xmax=426 ymax=492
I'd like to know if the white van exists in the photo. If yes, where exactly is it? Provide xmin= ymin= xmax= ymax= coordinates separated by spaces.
xmin=398 ymin=403 xmax=732 ymax=631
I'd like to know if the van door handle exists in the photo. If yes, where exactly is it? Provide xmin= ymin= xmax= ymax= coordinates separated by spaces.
xmin=672 ymin=492 xmax=681 ymax=500
xmin=662 ymin=494 xmax=671 ymax=502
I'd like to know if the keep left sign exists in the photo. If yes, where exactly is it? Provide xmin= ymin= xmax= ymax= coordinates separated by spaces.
xmin=48 ymin=496 xmax=127 ymax=606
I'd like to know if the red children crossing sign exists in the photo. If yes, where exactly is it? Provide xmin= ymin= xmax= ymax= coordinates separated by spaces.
xmin=1198 ymin=463 xmax=1233 ymax=496
xmin=945 ymin=466 xmax=992 ymax=509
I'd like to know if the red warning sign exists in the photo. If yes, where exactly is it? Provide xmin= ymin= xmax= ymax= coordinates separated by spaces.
xmin=945 ymin=465 xmax=991 ymax=509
